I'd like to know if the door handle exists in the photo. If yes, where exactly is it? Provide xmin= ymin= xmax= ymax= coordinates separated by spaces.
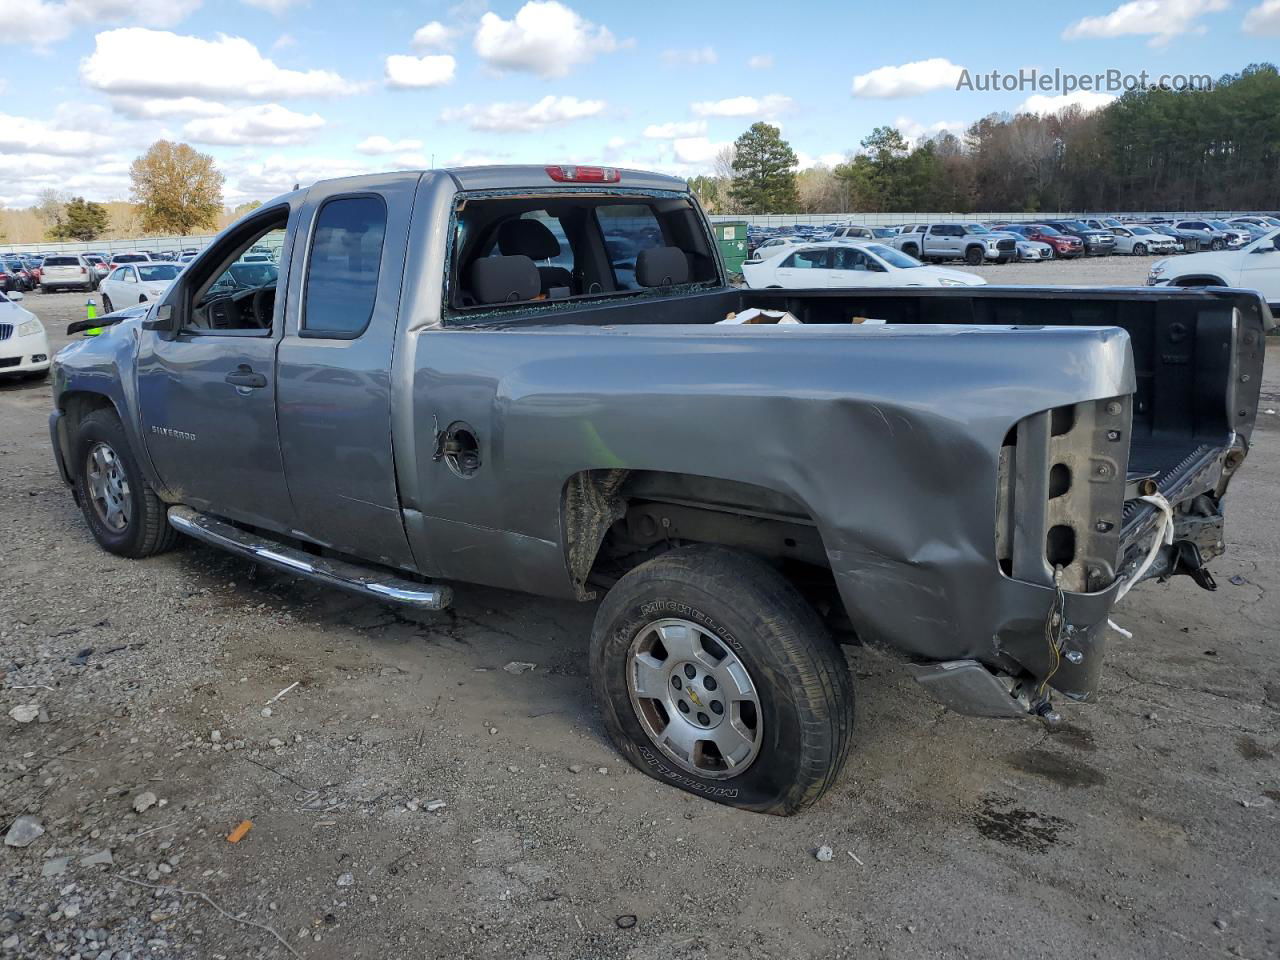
xmin=225 ymin=365 xmax=267 ymax=389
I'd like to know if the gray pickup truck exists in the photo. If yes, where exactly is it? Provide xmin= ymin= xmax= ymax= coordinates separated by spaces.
xmin=891 ymin=222 xmax=1017 ymax=265
xmin=48 ymin=165 xmax=1269 ymax=815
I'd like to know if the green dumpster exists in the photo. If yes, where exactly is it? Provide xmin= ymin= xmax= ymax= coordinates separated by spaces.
xmin=715 ymin=221 xmax=749 ymax=276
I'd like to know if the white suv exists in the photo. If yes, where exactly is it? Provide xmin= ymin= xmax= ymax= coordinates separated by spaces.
xmin=1148 ymin=229 xmax=1280 ymax=308
xmin=40 ymin=254 xmax=93 ymax=292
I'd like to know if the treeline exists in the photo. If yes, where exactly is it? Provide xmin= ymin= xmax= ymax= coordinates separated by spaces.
xmin=696 ymin=62 xmax=1280 ymax=215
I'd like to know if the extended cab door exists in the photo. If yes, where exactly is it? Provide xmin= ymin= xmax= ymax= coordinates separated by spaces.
xmin=273 ymin=173 xmax=419 ymax=570
xmin=135 ymin=206 xmax=295 ymax=532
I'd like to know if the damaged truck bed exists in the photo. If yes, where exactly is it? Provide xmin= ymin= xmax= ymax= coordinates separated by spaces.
xmin=48 ymin=165 xmax=1270 ymax=813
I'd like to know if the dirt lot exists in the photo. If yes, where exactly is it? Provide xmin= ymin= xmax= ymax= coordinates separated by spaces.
xmin=2 ymin=282 xmax=1278 ymax=960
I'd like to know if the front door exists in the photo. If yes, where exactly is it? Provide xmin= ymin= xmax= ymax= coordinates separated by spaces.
xmin=135 ymin=208 xmax=296 ymax=533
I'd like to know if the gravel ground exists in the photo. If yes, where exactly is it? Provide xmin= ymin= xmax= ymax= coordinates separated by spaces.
xmin=965 ymin=252 xmax=1164 ymax=286
xmin=1 ymin=287 xmax=1277 ymax=960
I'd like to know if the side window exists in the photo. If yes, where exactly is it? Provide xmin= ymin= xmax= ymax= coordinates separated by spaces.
xmin=832 ymin=248 xmax=870 ymax=271
xmin=302 ymin=196 xmax=387 ymax=337
xmin=781 ymin=249 xmax=828 ymax=269
xmin=122 ymin=267 xmax=137 ymax=283
xmin=108 ymin=268 xmax=126 ymax=282
xmin=187 ymin=217 xmax=287 ymax=334
xmin=597 ymin=203 xmax=663 ymax=291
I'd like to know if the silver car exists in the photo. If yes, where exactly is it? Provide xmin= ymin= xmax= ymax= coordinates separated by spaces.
xmin=1109 ymin=225 xmax=1179 ymax=256
xmin=39 ymin=254 xmax=94 ymax=293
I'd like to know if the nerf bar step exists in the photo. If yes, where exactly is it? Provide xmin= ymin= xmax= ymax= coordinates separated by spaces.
xmin=167 ymin=505 xmax=452 ymax=611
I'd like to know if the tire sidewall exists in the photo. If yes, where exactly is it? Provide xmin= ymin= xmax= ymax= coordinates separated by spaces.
xmin=73 ymin=414 xmax=150 ymax=556
xmin=592 ymin=577 xmax=812 ymax=812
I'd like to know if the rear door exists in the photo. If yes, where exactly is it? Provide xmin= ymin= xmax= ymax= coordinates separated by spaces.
xmin=773 ymin=248 xmax=831 ymax=286
xmin=826 ymin=246 xmax=881 ymax=287
xmin=274 ymin=173 xmax=418 ymax=569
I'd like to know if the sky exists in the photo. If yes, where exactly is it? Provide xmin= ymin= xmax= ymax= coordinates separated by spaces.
xmin=1 ymin=0 xmax=1278 ymax=208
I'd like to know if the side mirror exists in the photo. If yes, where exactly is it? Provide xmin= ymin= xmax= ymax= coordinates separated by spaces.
xmin=142 ymin=301 xmax=176 ymax=335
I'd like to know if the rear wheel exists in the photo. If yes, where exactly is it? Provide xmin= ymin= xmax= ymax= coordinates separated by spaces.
xmin=73 ymin=408 xmax=177 ymax=558
xmin=590 ymin=544 xmax=855 ymax=815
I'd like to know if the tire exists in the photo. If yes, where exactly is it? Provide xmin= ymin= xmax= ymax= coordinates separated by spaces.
xmin=72 ymin=408 xmax=177 ymax=559
xmin=1210 ymin=238 xmax=1224 ymax=251
xmin=964 ymin=246 xmax=984 ymax=266
xmin=590 ymin=544 xmax=855 ymax=815
xmin=101 ymin=294 xmax=114 ymax=313
xmin=902 ymin=245 xmax=919 ymax=258
xmin=40 ymin=285 xmax=50 ymax=294
xmin=1133 ymin=243 xmax=1147 ymax=256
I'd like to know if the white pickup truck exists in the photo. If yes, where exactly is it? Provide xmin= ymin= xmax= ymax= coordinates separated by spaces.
xmin=1148 ymin=229 xmax=1280 ymax=309
xmin=890 ymin=222 xmax=1016 ymax=265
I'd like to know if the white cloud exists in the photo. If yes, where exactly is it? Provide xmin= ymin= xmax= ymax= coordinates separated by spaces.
xmin=0 ymin=152 xmax=136 ymax=207
xmin=0 ymin=0 xmax=200 ymax=46
xmin=222 ymin=153 xmax=373 ymax=204
xmin=391 ymin=152 xmax=431 ymax=169
xmin=272 ymin=32 xmax=297 ymax=49
xmin=643 ymin=120 xmax=707 ymax=138
xmin=81 ymin=28 xmax=357 ymax=100
xmin=412 ymin=20 xmax=455 ymax=50
xmin=1242 ymin=0 xmax=1280 ymax=32
xmin=473 ymin=0 xmax=618 ymax=77
xmin=1063 ymin=0 xmax=1229 ymax=45
xmin=385 ymin=53 xmax=457 ymax=88
xmin=893 ymin=116 xmax=968 ymax=143
xmin=109 ymin=95 xmax=231 ymax=118
xmin=672 ymin=136 xmax=730 ymax=165
xmin=356 ymin=135 xmax=425 ymax=155
xmin=690 ymin=94 xmax=791 ymax=118
xmin=661 ymin=46 xmax=717 ymax=65
xmin=747 ymin=53 xmax=774 ymax=69
xmin=1017 ymin=91 xmax=1117 ymax=115
xmin=851 ymin=58 xmax=966 ymax=97
xmin=0 ymin=111 xmax=113 ymax=156
xmin=441 ymin=95 xmax=606 ymax=132
xmin=184 ymin=103 xmax=326 ymax=145
xmin=241 ymin=0 xmax=306 ymax=13
xmin=796 ymin=151 xmax=847 ymax=169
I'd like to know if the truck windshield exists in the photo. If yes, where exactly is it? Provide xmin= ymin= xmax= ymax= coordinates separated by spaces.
xmin=962 ymin=224 xmax=991 ymax=234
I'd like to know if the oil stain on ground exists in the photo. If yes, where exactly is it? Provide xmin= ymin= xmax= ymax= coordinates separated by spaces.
xmin=1010 ymin=748 xmax=1106 ymax=788
xmin=1236 ymin=735 xmax=1275 ymax=761
xmin=972 ymin=795 xmax=1069 ymax=853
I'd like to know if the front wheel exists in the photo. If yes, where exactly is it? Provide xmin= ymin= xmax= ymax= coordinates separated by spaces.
xmin=964 ymin=246 xmax=984 ymax=266
xmin=101 ymin=294 xmax=114 ymax=313
xmin=590 ymin=544 xmax=855 ymax=815
xmin=1132 ymin=243 xmax=1147 ymax=256
xmin=1211 ymin=238 xmax=1224 ymax=250
xmin=72 ymin=408 xmax=177 ymax=558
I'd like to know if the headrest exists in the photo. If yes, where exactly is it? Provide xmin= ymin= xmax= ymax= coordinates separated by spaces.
xmin=636 ymin=246 xmax=690 ymax=287
xmin=469 ymin=255 xmax=540 ymax=304
xmin=498 ymin=219 xmax=560 ymax=260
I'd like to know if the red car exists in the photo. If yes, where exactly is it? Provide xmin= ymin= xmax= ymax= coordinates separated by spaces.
xmin=996 ymin=223 xmax=1084 ymax=259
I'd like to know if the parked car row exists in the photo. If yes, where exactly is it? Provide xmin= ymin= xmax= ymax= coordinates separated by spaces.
xmin=745 ymin=213 xmax=1280 ymax=265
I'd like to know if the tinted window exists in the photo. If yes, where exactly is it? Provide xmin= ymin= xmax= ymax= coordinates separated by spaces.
xmin=44 ymin=256 xmax=79 ymax=266
xmin=137 ymin=265 xmax=178 ymax=281
xmin=303 ymin=195 xmax=387 ymax=336
xmin=831 ymin=248 xmax=874 ymax=270
xmin=781 ymin=249 xmax=828 ymax=269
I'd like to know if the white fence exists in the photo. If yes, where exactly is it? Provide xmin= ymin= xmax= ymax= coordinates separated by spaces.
xmin=0 ymin=235 xmax=220 ymax=256
xmin=708 ymin=210 xmax=1276 ymax=227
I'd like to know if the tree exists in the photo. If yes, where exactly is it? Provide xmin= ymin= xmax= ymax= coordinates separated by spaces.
xmin=34 ymin=189 xmax=69 ymax=236
xmin=728 ymin=122 xmax=798 ymax=213
xmin=130 ymin=140 xmax=224 ymax=235
xmin=49 ymin=197 xmax=109 ymax=241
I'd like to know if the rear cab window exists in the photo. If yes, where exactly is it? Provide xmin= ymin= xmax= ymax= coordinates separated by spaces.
xmin=447 ymin=189 xmax=719 ymax=319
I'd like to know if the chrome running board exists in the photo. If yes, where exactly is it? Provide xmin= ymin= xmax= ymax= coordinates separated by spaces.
xmin=167 ymin=505 xmax=452 ymax=611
